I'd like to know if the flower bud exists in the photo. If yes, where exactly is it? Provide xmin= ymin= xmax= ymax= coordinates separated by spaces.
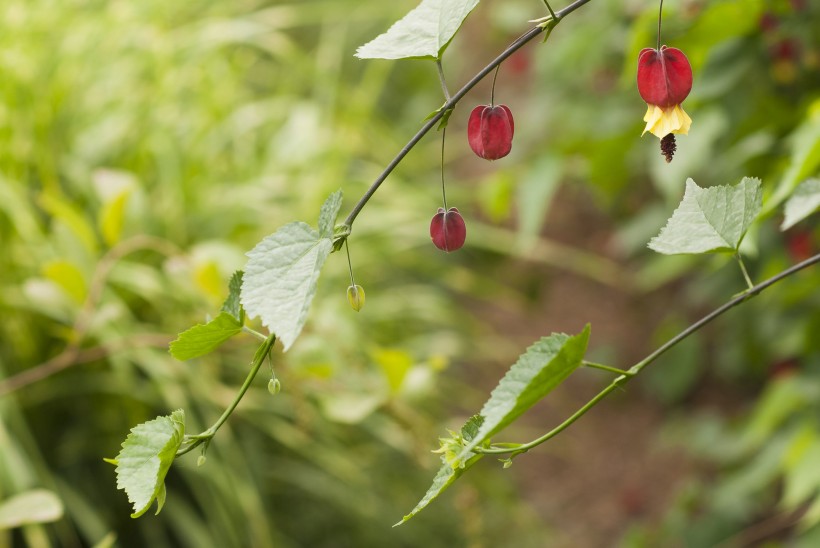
xmin=430 ymin=207 xmax=466 ymax=252
xmin=267 ymin=378 xmax=281 ymax=395
xmin=347 ymin=284 xmax=365 ymax=312
xmin=467 ymin=105 xmax=514 ymax=160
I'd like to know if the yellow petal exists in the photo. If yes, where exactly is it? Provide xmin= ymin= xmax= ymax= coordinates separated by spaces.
xmin=642 ymin=104 xmax=692 ymax=139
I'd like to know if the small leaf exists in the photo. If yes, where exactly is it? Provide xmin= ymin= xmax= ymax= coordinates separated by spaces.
xmin=99 ymin=188 xmax=131 ymax=247
xmin=110 ymin=410 xmax=185 ymax=518
xmin=394 ymin=454 xmax=483 ymax=526
xmin=0 ymin=490 xmax=64 ymax=530
xmin=355 ymin=0 xmax=480 ymax=61
xmin=169 ymin=312 xmax=242 ymax=361
xmin=460 ymin=415 xmax=484 ymax=443
xmin=456 ymin=326 xmax=590 ymax=463
xmin=241 ymin=191 xmax=342 ymax=351
xmin=781 ymin=178 xmax=820 ymax=231
xmin=648 ymin=177 xmax=763 ymax=255
xmin=220 ymin=271 xmax=245 ymax=322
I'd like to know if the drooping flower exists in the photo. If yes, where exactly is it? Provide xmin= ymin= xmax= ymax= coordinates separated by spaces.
xmin=637 ymin=46 xmax=693 ymax=162
xmin=430 ymin=207 xmax=466 ymax=252
xmin=467 ymin=105 xmax=514 ymax=160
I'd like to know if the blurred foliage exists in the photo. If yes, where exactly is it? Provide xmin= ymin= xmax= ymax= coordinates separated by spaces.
xmin=0 ymin=0 xmax=818 ymax=546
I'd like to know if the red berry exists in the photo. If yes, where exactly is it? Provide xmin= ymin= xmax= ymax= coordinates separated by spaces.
xmin=637 ymin=46 xmax=693 ymax=108
xmin=430 ymin=207 xmax=466 ymax=252
xmin=467 ymin=105 xmax=514 ymax=160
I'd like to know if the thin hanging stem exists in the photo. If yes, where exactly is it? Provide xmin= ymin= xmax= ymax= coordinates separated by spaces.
xmin=736 ymin=253 xmax=755 ymax=290
xmin=440 ymin=128 xmax=448 ymax=209
xmin=490 ymin=65 xmax=501 ymax=106
xmin=657 ymin=0 xmax=664 ymax=51
xmin=345 ymin=239 xmax=356 ymax=287
xmin=436 ymin=59 xmax=451 ymax=102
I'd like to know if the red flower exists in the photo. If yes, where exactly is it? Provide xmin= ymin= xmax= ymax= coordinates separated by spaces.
xmin=430 ymin=207 xmax=466 ymax=252
xmin=467 ymin=105 xmax=514 ymax=160
xmin=637 ymin=46 xmax=693 ymax=139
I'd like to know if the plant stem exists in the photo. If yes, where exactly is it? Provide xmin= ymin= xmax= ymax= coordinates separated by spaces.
xmin=582 ymin=361 xmax=634 ymax=376
xmin=476 ymin=252 xmax=820 ymax=456
xmin=542 ymin=0 xmax=558 ymax=21
xmin=436 ymin=59 xmax=451 ymax=102
xmin=440 ymin=128 xmax=448 ymax=209
xmin=242 ymin=326 xmax=268 ymax=342
xmin=345 ymin=239 xmax=356 ymax=286
xmin=657 ymin=0 xmax=664 ymax=51
xmin=343 ymin=0 xmax=594 ymax=228
xmin=176 ymin=334 xmax=276 ymax=457
xmin=736 ymin=253 xmax=754 ymax=290
xmin=490 ymin=65 xmax=500 ymax=106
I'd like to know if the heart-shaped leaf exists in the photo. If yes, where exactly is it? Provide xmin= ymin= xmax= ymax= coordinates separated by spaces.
xmin=355 ymin=0 xmax=479 ymax=61
xmin=649 ymin=177 xmax=762 ymax=255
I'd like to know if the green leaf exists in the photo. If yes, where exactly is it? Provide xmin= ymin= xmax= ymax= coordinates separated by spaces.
xmin=460 ymin=414 xmax=484 ymax=442
xmin=241 ymin=190 xmax=342 ymax=351
xmin=220 ymin=270 xmax=245 ymax=322
xmin=394 ymin=453 xmax=483 ymax=526
xmin=648 ymin=177 xmax=763 ymax=255
xmin=781 ymin=178 xmax=820 ymax=231
xmin=0 ymin=490 xmax=64 ymax=530
xmin=169 ymin=312 xmax=242 ymax=361
xmin=110 ymin=410 xmax=185 ymax=518
xmin=456 ymin=326 xmax=591 ymax=463
xmin=355 ymin=0 xmax=480 ymax=61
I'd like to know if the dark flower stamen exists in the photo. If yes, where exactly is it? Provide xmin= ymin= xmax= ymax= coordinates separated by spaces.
xmin=660 ymin=133 xmax=676 ymax=163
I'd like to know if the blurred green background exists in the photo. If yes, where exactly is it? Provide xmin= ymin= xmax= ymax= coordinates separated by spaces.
xmin=0 ymin=0 xmax=819 ymax=546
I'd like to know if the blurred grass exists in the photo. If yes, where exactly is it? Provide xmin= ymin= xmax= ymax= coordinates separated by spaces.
xmin=0 ymin=0 xmax=818 ymax=546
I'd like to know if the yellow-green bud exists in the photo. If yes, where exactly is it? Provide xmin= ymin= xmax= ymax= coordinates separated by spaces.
xmin=347 ymin=284 xmax=365 ymax=312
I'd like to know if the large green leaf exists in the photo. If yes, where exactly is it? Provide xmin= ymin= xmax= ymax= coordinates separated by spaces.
xmin=108 ymin=410 xmax=185 ymax=518
xmin=456 ymin=326 xmax=590 ymax=463
xmin=169 ymin=312 xmax=243 ymax=361
xmin=395 ymin=451 xmax=483 ymax=526
xmin=781 ymin=178 xmax=820 ymax=231
xmin=648 ymin=178 xmax=762 ymax=255
xmin=355 ymin=0 xmax=480 ymax=61
xmin=241 ymin=191 xmax=342 ymax=351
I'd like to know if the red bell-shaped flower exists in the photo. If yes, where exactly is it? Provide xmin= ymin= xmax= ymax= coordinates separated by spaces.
xmin=467 ymin=105 xmax=514 ymax=160
xmin=430 ymin=207 xmax=466 ymax=252
xmin=637 ymin=46 xmax=693 ymax=108
xmin=637 ymin=45 xmax=694 ymax=161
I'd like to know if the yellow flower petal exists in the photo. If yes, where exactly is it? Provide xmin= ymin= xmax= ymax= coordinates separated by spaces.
xmin=642 ymin=104 xmax=692 ymax=138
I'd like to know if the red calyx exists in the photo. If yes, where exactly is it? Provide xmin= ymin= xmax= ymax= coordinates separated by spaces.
xmin=467 ymin=105 xmax=514 ymax=160
xmin=430 ymin=207 xmax=466 ymax=252
xmin=637 ymin=46 xmax=693 ymax=107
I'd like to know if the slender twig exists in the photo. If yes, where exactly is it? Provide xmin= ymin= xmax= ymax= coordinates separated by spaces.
xmin=345 ymin=239 xmax=356 ymax=286
xmin=176 ymin=334 xmax=276 ymax=457
xmin=476 ymin=252 xmax=820 ymax=456
xmin=342 ymin=0 xmax=595 ymax=228
xmin=490 ymin=65 xmax=500 ymax=106
xmin=0 ymin=235 xmax=180 ymax=395
xmin=0 ymin=335 xmax=172 ymax=396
